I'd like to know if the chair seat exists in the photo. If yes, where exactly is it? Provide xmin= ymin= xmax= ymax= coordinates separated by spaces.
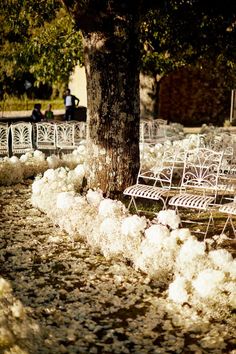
xmin=57 ymin=144 xmax=75 ymax=150
xmin=217 ymin=183 xmax=236 ymax=193
xmin=37 ymin=143 xmax=56 ymax=149
xmin=219 ymin=202 xmax=236 ymax=215
xmin=168 ymin=193 xmax=215 ymax=210
xmin=124 ymin=184 xmax=170 ymax=201
xmin=13 ymin=148 xmax=34 ymax=154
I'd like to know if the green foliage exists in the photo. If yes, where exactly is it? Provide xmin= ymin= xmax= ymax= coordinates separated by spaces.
xmin=140 ymin=1 xmax=236 ymax=77
xmin=0 ymin=0 xmax=235 ymax=98
xmin=0 ymin=0 xmax=83 ymax=95
xmin=28 ymin=7 xmax=83 ymax=85
xmin=0 ymin=96 xmax=64 ymax=111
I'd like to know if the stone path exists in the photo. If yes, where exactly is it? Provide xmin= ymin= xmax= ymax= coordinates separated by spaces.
xmin=0 ymin=182 xmax=235 ymax=353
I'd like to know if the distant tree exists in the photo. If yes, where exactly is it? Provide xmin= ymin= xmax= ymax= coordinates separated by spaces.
xmin=0 ymin=0 xmax=83 ymax=95
xmin=141 ymin=1 xmax=236 ymax=78
xmin=140 ymin=1 xmax=236 ymax=120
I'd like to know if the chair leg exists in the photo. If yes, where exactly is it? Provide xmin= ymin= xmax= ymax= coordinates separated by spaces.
xmin=127 ymin=197 xmax=139 ymax=214
xmin=221 ymin=215 xmax=230 ymax=236
xmin=204 ymin=212 xmax=214 ymax=240
xmin=160 ymin=196 xmax=167 ymax=210
xmin=229 ymin=217 xmax=236 ymax=238
xmin=174 ymin=207 xmax=183 ymax=227
xmin=221 ymin=214 xmax=236 ymax=239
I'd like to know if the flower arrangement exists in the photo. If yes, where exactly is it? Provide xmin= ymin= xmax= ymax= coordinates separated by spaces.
xmin=30 ymin=167 xmax=236 ymax=322
xmin=0 ymin=145 xmax=86 ymax=186
xmin=1 ymin=128 xmax=235 ymax=335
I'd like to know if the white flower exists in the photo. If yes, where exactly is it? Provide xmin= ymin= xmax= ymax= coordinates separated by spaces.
xmin=34 ymin=150 xmax=45 ymax=160
xmin=86 ymin=189 xmax=104 ymax=206
xmin=99 ymin=217 xmax=120 ymax=236
xmin=145 ymin=224 xmax=170 ymax=244
xmin=170 ymin=228 xmax=192 ymax=242
xmin=178 ymin=238 xmax=205 ymax=261
xmin=168 ymin=276 xmax=189 ymax=304
xmin=156 ymin=209 xmax=181 ymax=229
xmin=20 ymin=153 xmax=30 ymax=162
xmin=44 ymin=168 xmax=56 ymax=180
xmin=98 ymin=199 xmax=126 ymax=218
xmin=121 ymin=215 xmax=146 ymax=237
xmin=47 ymin=155 xmax=60 ymax=169
xmin=192 ymin=269 xmax=225 ymax=297
xmin=31 ymin=179 xmax=44 ymax=195
xmin=9 ymin=156 xmax=19 ymax=164
xmin=56 ymin=192 xmax=75 ymax=210
xmin=208 ymin=249 xmax=233 ymax=269
xmin=74 ymin=164 xmax=85 ymax=178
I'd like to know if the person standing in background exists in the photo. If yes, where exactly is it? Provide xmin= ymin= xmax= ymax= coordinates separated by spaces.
xmin=64 ymin=88 xmax=80 ymax=121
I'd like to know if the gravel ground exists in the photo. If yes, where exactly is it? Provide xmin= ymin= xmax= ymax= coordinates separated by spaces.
xmin=0 ymin=181 xmax=235 ymax=354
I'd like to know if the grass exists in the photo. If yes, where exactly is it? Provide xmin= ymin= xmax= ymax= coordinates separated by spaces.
xmin=0 ymin=98 xmax=64 ymax=112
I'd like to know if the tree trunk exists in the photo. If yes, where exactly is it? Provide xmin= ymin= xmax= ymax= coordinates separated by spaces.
xmin=82 ymin=19 xmax=140 ymax=195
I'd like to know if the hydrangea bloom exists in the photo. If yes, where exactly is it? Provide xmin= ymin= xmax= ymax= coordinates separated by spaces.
xmin=98 ymin=199 xmax=127 ymax=218
xmin=168 ymin=276 xmax=189 ymax=304
xmin=156 ymin=209 xmax=181 ymax=229
xmin=192 ymin=269 xmax=225 ymax=297
xmin=86 ymin=189 xmax=104 ymax=206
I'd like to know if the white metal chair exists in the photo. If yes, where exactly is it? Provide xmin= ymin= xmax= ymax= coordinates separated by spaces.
xmin=168 ymin=148 xmax=224 ymax=238
xmin=123 ymin=149 xmax=181 ymax=214
xmin=10 ymin=121 xmax=34 ymax=156
xmin=140 ymin=120 xmax=154 ymax=144
xmin=35 ymin=122 xmax=57 ymax=154
xmin=72 ymin=121 xmax=87 ymax=146
xmin=0 ymin=122 xmax=10 ymax=156
xmin=149 ymin=119 xmax=168 ymax=143
xmin=56 ymin=122 xmax=75 ymax=154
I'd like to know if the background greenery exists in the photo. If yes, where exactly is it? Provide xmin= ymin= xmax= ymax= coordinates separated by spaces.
xmin=0 ymin=0 xmax=235 ymax=119
xmin=0 ymin=96 xmax=64 ymax=112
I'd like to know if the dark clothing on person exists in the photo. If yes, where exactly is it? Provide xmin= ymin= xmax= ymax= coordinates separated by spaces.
xmin=64 ymin=91 xmax=80 ymax=121
xmin=31 ymin=104 xmax=43 ymax=122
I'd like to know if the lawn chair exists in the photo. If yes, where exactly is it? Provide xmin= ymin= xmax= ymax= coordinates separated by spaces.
xmin=168 ymin=148 xmax=224 ymax=239
xmin=0 ymin=122 xmax=10 ymax=157
xmin=35 ymin=122 xmax=57 ymax=155
xmin=56 ymin=122 xmax=76 ymax=155
xmin=154 ymin=119 xmax=168 ymax=141
xmin=72 ymin=121 xmax=87 ymax=146
xmin=140 ymin=120 xmax=154 ymax=144
xmin=123 ymin=149 xmax=181 ymax=214
xmin=10 ymin=121 xmax=34 ymax=156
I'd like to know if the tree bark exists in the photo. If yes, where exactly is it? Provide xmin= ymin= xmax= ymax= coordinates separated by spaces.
xmin=83 ymin=24 xmax=140 ymax=195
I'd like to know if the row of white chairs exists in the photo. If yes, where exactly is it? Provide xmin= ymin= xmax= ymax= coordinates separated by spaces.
xmin=1 ymin=118 xmax=181 ymax=157
xmin=140 ymin=118 xmax=184 ymax=143
xmin=124 ymin=147 xmax=236 ymax=239
xmin=0 ymin=121 xmax=87 ymax=156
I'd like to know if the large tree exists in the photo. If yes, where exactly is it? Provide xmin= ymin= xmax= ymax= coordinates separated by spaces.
xmin=62 ymin=0 xmax=144 ymax=195
xmin=62 ymin=0 xmax=235 ymax=195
